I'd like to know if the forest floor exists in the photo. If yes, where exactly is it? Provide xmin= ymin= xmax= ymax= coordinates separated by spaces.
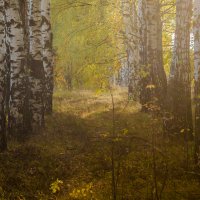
xmin=0 ymin=89 xmax=200 ymax=200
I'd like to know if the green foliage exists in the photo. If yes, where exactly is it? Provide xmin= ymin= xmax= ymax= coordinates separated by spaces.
xmin=161 ymin=0 xmax=176 ymax=75
xmin=51 ymin=0 xmax=180 ymax=91
xmin=51 ymin=0 xmax=123 ymax=90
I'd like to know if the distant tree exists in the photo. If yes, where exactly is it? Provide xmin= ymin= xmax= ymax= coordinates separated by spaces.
xmin=51 ymin=0 xmax=122 ymax=90
xmin=169 ymin=0 xmax=193 ymax=136
xmin=41 ymin=0 xmax=54 ymax=114
xmin=27 ymin=0 xmax=45 ymax=129
xmin=5 ymin=0 xmax=26 ymax=135
xmin=0 ymin=0 xmax=7 ymax=150
xmin=194 ymin=0 xmax=200 ymax=163
xmin=122 ymin=0 xmax=140 ymax=99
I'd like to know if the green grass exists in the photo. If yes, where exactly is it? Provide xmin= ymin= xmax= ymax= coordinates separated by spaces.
xmin=0 ymin=89 xmax=200 ymax=199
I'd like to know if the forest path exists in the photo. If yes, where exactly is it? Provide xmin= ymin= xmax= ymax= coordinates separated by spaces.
xmin=0 ymin=90 xmax=199 ymax=199
xmin=0 ymin=89 xmax=147 ymax=199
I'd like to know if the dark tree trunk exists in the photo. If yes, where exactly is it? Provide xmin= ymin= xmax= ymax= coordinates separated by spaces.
xmin=41 ymin=0 xmax=54 ymax=114
xmin=168 ymin=0 xmax=193 ymax=137
xmin=0 ymin=0 xmax=7 ymax=151
xmin=138 ymin=0 xmax=167 ymax=112
xmin=194 ymin=0 xmax=200 ymax=164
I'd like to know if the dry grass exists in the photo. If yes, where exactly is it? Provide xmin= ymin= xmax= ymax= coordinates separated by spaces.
xmin=0 ymin=89 xmax=199 ymax=199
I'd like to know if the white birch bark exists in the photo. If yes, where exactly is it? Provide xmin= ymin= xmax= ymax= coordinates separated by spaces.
xmin=5 ymin=0 xmax=26 ymax=134
xmin=41 ymin=0 xmax=54 ymax=114
xmin=122 ymin=0 xmax=139 ymax=99
xmin=28 ymin=0 xmax=45 ymax=128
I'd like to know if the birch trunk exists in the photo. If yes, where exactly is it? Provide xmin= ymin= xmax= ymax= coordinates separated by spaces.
xmin=138 ymin=0 xmax=150 ymax=110
xmin=122 ymin=0 xmax=140 ymax=99
xmin=0 ymin=0 xmax=7 ymax=150
xmin=5 ymin=0 xmax=26 ymax=135
xmin=169 ymin=0 xmax=193 ymax=136
xmin=194 ymin=0 xmax=200 ymax=163
xmin=129 ymin=2 xmax=140 ymax=100
xmin=28 ymin=0 xmax=45 ymax=129
xmin=41 ymin=0 xmax=54 ymax=114
xmin=146 ymin=0 xmax=167 ymax=109
xmin=138 ymin=0 xmax=167 ymax=111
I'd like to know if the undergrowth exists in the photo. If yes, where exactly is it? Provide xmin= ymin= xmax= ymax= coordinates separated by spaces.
xmin=0 ymin=89 xmax=200 ymax=199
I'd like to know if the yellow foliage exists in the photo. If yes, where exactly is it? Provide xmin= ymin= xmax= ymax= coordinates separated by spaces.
xmin=50 ymin=179 xmax=64 ymax=194
xmin=69 ymin=183 xmax=94 ymax=199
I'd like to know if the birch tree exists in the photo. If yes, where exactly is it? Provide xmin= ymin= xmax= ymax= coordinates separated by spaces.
xmin=138 ymin=0 xmax=149 ymax=110
xmin=169 ymin=0 xmax=193 ymax=136
xmin=5 ymin=0 xmax=26 ymax=135
xmin=146 ymin=0 xmax=167 ymax=109
xmin=41 ymin=0 xmax=54 ymax=114
xmin=194 ymin=0 xmax=200 ymax=163
xmin=0 ymin=0 xmax=7 ymax=150
xmin=28 ymin=0 xmax=45 ymax=129
xmin=122 ymin=0 xmax=140 ymax=99
xmin=138 ymin=0 xmax=167 ymax=111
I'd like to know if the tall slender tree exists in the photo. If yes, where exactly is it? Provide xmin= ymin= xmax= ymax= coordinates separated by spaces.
xmin=0 ymin=0 xmax=7 ymax=150
xmin=169 ymin=0 xmax=193 ymax=135
xmin=28 ymin=0 xmax=45 ymax=129
xmin=194 ymin=0 xmax=200 ymax=163
xmin=41 ymin=0 xmax=54 ymax=114
xmin=146 ymin=0 xmax=167 ymax=109
xmin=122 ymin=0 xmax=139 ymax=99
xmin=138 ymin=0 xmax=167 ymax=111
xmin=138 ymin=0 xmax=149 ymax=110
xmin=5 ymin=0 xmax=26 ymax=135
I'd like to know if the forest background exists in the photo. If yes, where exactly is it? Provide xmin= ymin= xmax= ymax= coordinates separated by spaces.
xmin=2 ymin=0 xmax=200 ymax=199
